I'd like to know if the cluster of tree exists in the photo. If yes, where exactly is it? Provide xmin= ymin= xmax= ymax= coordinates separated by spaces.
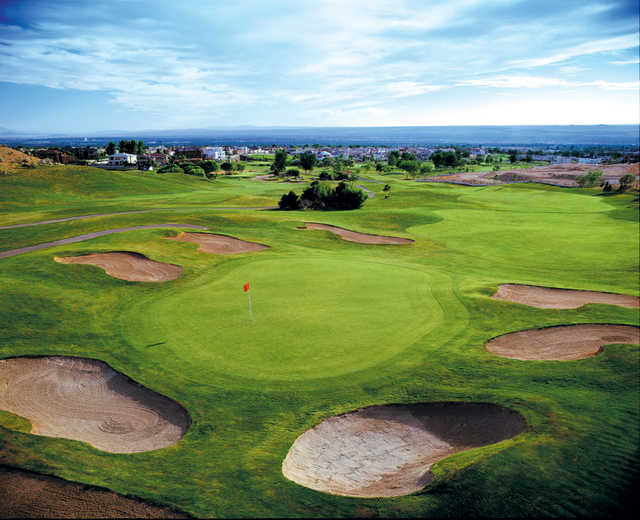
xmin=387 ymin=150 xmax=416 ymax=166
xmin=430 ymin=150 xmax=460 ymax=168
xmin=105 ymin=140 xmax=144 ymax=155
xmin=318 ymin=169 xmax=358 ymax=181
xmin=278 ymin=181 xmax=367 ymax=210
xmin=576 ymin=169 xmax=603 ymax=187
xmin=602 ymin=174 xmax=635 ymax=193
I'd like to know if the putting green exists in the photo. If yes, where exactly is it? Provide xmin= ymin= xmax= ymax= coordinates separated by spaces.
xmin=123 ymin=256 xmax=443 ymax=381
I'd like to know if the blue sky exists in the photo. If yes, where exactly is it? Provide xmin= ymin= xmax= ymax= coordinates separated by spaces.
xmin=0 ymin=0 xmax=638 ymax=133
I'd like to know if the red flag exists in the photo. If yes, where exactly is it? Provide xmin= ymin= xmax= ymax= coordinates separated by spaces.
xmin=243 ymin=283 xmax=250 ymax=292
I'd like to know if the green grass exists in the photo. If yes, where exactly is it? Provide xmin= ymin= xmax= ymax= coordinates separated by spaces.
xmin=0 ymin=165 xmax=638 ymax=517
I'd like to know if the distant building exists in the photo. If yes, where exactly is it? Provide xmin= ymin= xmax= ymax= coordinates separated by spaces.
xmin=108 ymin=153 xmax=137 ymax=167
xmin=202 ymin=147 xmax=225 ymax=160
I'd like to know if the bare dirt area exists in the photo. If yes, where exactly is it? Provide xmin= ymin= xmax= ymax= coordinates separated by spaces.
xmin=425 ymin=163 xmax=639 ymax=186
xmin=0 ymin=356 xmax=190 ymax=453
xmin=493 ymin=284 xmax=640 ymax=309
xmin=486 ymin=324 xmax=640 ymax=361
xmin=300 ymin=223 xmax=413 ymax=245
xmin=166 ymin=231 xmax=269 ymax=254
xmin=54 ymin=252 xmax=182 ymax=282
xmin=0 ymin=466 xmax=189 ymax=518
xmin=282 ymin=402 xmax=526 ymax=498
xmin=0 ymin=145 xmax=40 ymax=171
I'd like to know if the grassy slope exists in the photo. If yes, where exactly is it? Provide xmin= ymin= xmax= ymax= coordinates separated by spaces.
xmin=0 ymin=165 xmax=638 ymax=517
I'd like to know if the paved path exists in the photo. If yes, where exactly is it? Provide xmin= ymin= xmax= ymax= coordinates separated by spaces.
xmin=356 ymin=184 xmax=376 ymax=198
xmin=0 ymin=207 xmax=275 ymax=230
xmin=0 ymin=224 xmax=207 ymax=259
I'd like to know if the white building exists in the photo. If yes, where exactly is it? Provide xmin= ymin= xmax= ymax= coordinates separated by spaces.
xmin=202 ymin=147 xmax=225 ymax=160
xmin=108 ymin=153 xmax=137 ymax=167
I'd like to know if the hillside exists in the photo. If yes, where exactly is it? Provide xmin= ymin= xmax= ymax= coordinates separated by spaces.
xmin=0 ymin=145 xmax=40 ymax=171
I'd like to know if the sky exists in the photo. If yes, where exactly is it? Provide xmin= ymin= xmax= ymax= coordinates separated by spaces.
xmin=0 ymin=0 xmax=638 ymax=133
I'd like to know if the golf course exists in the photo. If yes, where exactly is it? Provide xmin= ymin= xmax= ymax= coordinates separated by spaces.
xmin=1 ymin=163 xmax=638 ymax=517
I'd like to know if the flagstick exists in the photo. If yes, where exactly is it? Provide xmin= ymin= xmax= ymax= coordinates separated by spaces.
xmin=248 ymin=290 xmax=253 ymax=321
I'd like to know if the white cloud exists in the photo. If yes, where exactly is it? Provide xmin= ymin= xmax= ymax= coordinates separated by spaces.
xmin=457 ymin=75 xmax=640 ymax=91
xmin=510 ymin=33 xmax=638 ymax=68
xmin=610 ymin=58 xmax=640 ymax=65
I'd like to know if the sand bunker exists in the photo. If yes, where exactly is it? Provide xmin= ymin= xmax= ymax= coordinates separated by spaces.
xmin=0 ymin=466 xmax=189 ymax=518
xmin=166 ymin=232 xmax=269 ymax=254
xmin=486 ymin=324 xmax=640 ymax=361
xmin=300 ymin=223 xmax=413 ymax=245
xmin=282 ymin=402 xmax=526 ymax=498
xmin=54 ymin=252 xmax=182 ymax=282
xmin=0 ymin=356 xmax=190 ymax=453
xmin=493 ymin=284 xmax=640 ymax=309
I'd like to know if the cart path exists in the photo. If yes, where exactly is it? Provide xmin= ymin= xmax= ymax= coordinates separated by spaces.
xmin=356 ymin=184 xmax=376 ymax=198
xmin=0 ymin=206 xmax=275 ymax=230
xmin=0 ymin=224 xmax=207 ymax=259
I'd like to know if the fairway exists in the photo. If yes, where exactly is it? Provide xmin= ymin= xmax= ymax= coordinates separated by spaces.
xmin=0 ymin=164 xmax=638 ymax=518
xmin=123 ymin=256 xmax=442 ymax=380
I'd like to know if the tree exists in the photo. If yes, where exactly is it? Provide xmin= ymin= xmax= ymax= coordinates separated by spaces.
xmin=286 ymin=168 xmax=300 ymax=177
xmin=387 ymin=150 xmax=400 ymax=166
xmin=106 ymin=142 xmax=116 ymax=155
xmin=420 ymin=162 xmax=433 ymax=174
xmin=398 ymin=159 xmax=420 ymax=178
xmin=271 ymin=148 xmax=287 ymax=175
xmin=278 ymin=191 xmax=302 ymax=210
xmin=201 ymin=160 xmax=219 ymax=173
xmin=136 ymin=140 xmax=144 ymax=155
xmin=234 ymin=162 xmax=245 ymax=172
xmin=220 ymin=162 xmax=233 ymax=174
xmin=383 ymin=184 xmax=391 ymax=199
xmin=126 ymin=139 xmax=137 ymax=154
xmin=334 ymin=181 xmax=368 ymax=209
xmin=508 ymin=150 xmax=518 ymax=163
xmin=619 ymin=174 xmax=634 ymax=191
xmin=401 ymin=151 xmax=416 ymax=161
xmin=576 ymin=168 xmax=603 ymax=187
xmin=118 ymin=140 xmax=127 ymax=153
xmin=299 ymin=151 xmax=317 ymax=173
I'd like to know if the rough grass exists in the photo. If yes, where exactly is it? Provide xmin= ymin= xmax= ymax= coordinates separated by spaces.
xmin=0 ymin=165 xmax=638 ymax=517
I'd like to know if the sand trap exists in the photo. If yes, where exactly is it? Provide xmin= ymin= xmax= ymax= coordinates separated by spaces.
xmin=54 ymin=252 xmax=182 ymax=282
xmin=0 ymin=466 xmax=189 ymax=518
xmin=166 ymin=232 xmax=269 ymax=254
xmin=300 ymin=223 xmax=413 ymax=245
xmin=486 ymin=324 xmax=640 ymax=361
xmin=0 ymin=356 xmax=190 ymax=453
xmin=282 ymin=402 xmax=526 ymax=498
xmin=493 ymin=284 xmax=640 ymax=309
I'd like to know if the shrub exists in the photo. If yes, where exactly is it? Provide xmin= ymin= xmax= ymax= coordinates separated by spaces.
xmin=619 ymin=174 xmax=635 ymax=191
xmin=286 ymin=168 xmax=300 ymax=177
xmin=158 ymin=164 xmax=184 ymax=174
xmin=278 ymin=191 xmax=302 ymax=210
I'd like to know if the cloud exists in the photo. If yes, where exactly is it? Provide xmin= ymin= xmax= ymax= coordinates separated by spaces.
xmin=510 ymin=33 xmax=638 ymax=68
xmin=610 ymin=58 xmax=640 ymax=65
xmin=457 ymin=75 xmax=640 ymax=91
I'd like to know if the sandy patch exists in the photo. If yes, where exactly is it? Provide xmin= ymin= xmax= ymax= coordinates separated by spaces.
xmin=252 ymin=174 xmax=276 ymax=181
xmin=300 ymin=223 xmax=413 ymax=245
xmin=0 ymin=356 xmax=190 ymax=453
xmin=0 ymin=224 xmax=207 ymax=260
xmin=166 ymin=232 xmax=269 ymax=254
xmin=282 ymin=402 xmax=526 ymax=498
xmin=486 ymin=324 xmax=640 ymax=361
xmin=424 ymin=163 xmax=639 ymax=187
xmin=54 ymin=252 xmax=182 ymax=282
xmin=0 ymin=466 xmax=189 ymax=518
xmin=493 ymin=284 xmax=639 ymax=309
